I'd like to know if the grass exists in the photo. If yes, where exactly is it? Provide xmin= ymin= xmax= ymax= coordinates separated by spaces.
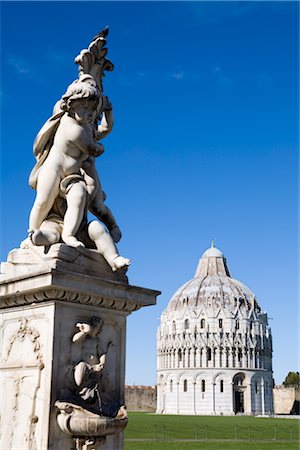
xmin=124 ymin=443 xmax=298 ymax=450
xmin=124 ymin=412 xmax=300 ymax=450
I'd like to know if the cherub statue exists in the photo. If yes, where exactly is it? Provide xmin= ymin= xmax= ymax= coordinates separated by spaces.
xmin=72 ymin=317 xmax=103 ymax=343
xmin=24 ymin=29 xmax=130 ymax=272
xmin=29 ymin=75 xmax=106 ymax=248
xmin=74 ymin=342 xmax=113 ymax=411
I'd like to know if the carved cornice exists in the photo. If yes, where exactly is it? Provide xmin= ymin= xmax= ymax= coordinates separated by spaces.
xmin=0 ymin=289 xmax=140 ymax=313
xmin=0 ymin=268 xmax=160 ymax=314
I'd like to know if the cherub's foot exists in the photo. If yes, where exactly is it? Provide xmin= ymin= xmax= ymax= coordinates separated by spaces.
xmin=111 ymin=256 xmax=131 ymax=272
xmin=31 ymin=230 xmax=57 ymax=246
xmin=62 ymin=235 xmax=85 ymax=248
xmin=20 ymin=237 xmax=32 ymax=249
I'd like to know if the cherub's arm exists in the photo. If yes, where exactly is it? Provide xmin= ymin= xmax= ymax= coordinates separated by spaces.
xmin=63 ymin=118 xmax=104 ymax=157
xmin=95 ymin=97 xmax=113 ymax=141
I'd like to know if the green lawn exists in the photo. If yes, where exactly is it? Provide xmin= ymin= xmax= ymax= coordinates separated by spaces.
xmin=124 ymin=412 xmax=300 ymax=450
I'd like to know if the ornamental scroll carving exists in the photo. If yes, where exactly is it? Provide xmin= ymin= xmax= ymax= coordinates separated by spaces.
xmin=1 ymin=318 xmax=44 ymax=450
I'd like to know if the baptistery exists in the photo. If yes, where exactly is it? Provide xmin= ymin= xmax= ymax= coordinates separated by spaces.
xmin=156 ymin=244 xmax=273 ymax=415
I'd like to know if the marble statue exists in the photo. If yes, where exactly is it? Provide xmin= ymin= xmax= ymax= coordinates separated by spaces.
xmin=0 ymin=27 xmax=159 ymax=450
xmin=25 ymin=27 xmax=130 ymax=272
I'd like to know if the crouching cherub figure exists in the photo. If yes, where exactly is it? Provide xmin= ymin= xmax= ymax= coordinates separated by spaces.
xmin=29 ymin=74 xmax=107 ymax=248
xmin=24 ymin=29 xmax=130 ymax=272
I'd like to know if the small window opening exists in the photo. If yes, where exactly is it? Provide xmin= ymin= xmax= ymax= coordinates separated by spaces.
xmin=178 ymin=349 xmax=182 ymax=362
xmin=207 ymin=348 xmax=212 ymax=361
xmin=172 ymin=321 xmax=176 ymax=334
xmin=201 ymin=380 xmax=206 ymax=392
xmin=183 ymin=379 xmax=188 ymax=392
xmin=201 ymin=318 xmax=205 ymax=329
xmin=184 ymin=319 xmax=190 ymax=330
xmin=219 ymin=319 xmax=223 ymax=328
xmin=170 ymin=380 xmax=173 ymax=392
xmin=220 ymin=380 xmax=224 ymax=393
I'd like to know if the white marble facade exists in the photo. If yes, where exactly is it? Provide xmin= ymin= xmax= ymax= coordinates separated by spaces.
xmin=0 ymin=245 xmax=159 ymax=450
xmin=157 ymin=244 xmax=274 ymax=415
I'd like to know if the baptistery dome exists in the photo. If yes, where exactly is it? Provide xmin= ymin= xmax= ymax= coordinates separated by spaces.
xmin=156 ymin=244 xmax=274 ymax=415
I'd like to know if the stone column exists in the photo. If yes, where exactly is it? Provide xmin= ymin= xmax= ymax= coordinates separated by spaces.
xmin=229 ymin=349 xmax=234 ymax=368
xmin=244 ymin=349 xmax=249 ymax=368
xmin=212 ymin=381 xmax=216 ymax=414
xmin=249 ymin=349 xmax=253 ymax=368
xmin=0 ymin=245 xmax=159 ymax=450
xmin=172 ymin=349 xmax=175 ymax=369
xmin=215 ymin=347 xmax=220 ymax=368
xmin=261 ymin=379 xmax=265 ymax=415
xmin=244 ymin=382 xmax=252 ymax=415
xmin=176 ymin=381 xmax=180 ymax=414
xmin=230 ymin=382 xmax=235 ymax=415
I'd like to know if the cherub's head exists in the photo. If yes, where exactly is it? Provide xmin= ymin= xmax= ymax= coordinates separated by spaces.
xmin=61 ymin=75 xmax=101 ymax=124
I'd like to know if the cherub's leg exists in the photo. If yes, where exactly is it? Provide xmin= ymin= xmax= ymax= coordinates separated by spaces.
xmin=88 ymin=220 xmax=130 ymax=271
xmin=89 ymin=202 xmax=121 ymax=242
xmin=32 ymin=219 xmax=62 ymax=246
xmin=29 ymin=170 xmax=60 ymax=231
xmin=83 ymin=159 xmax=122 ymax=243
xmin=61 ymin=182 xmax=87 ymax=247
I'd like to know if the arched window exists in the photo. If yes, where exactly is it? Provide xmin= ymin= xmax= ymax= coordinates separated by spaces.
xmin=220 ymin=380 xmax=224 ymax=393
xmin=178 ymin=349 xmax=182 ymax=362
xmin=238 ymin=349 xmax=242 ymax=366
xmin=207 ymin=348 xmax=212 ymax=361
xmin=184 ymin=319 xmax=190 ymax=330
xmin=226 ymin=349 xmax=229 ymax=367
xmin=255 ymin=381 xmax=259 ymax=394
xmin=201 ymin=379 xmax=205 ymax=392
xmin=172 ymin=321 xmax=176 ymax=334
xmin=183 ymin=379 xmax=188 ymax=392
xmin=170 ymin=380 xmax=173 ymax=392
xmin=236 ymin=319 xmax=240 ymax=330
xmin=200 ymin=318 xmax=205 ymax=329
xmin=219 ymin=319 xmax=223 ymax=328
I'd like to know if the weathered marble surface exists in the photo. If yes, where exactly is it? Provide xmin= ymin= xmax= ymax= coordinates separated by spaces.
xmin=1 ymin=243 xmax=128 ymax=283
xmin=0 ymin=252 xmax=159 ymax=450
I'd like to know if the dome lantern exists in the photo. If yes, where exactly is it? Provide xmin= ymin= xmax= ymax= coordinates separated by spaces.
xmin=194 ymin=242 xmax=231 ymax=278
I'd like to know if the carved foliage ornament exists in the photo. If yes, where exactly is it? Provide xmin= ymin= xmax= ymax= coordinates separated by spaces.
xmin=6 ymin=317 xmax=43 ymax=365
xmin=75 ymin=27 xmax=114 ymax=93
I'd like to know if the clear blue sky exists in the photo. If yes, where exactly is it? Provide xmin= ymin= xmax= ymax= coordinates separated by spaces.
xmin=0 ymin=1 xmax=298 ymax=386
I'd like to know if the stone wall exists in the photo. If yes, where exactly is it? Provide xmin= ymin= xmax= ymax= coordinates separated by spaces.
xmin=273 ymin=385 xmax=300 ymax=415
xmin=125 ymin=384 xmax=300 ymax=415
xmin=125 ymin=386 xmax=157 ymax=412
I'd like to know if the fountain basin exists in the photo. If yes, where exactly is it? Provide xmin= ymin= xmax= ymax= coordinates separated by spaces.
xmin=55 ymin=401 xmax=128 ymax=437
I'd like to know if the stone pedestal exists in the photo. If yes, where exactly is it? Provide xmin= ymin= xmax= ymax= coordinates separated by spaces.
xmin=0 ymin=244 xmax=159 ymax=450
